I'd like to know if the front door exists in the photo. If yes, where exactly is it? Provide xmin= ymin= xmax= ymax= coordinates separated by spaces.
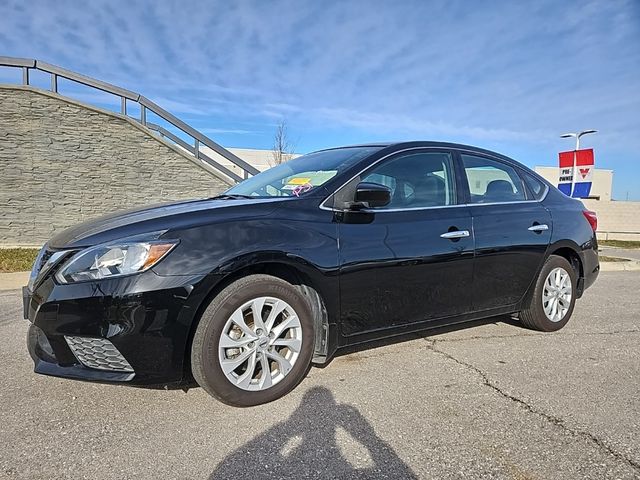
xmin=336 ymin=149 xmax=474 ymax=336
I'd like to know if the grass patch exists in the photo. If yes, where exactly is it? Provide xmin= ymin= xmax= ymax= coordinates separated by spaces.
xmin=599 ymin=255 xmax=631 ymax=263
xmin=0 ymin=248 xmax=39 ymax=273
xmin=599 ymin=239 xmax=640 ymax=249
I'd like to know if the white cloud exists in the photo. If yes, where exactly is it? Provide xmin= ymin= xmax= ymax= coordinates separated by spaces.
xmin=0 ymin=0 xmax=638 ymax=156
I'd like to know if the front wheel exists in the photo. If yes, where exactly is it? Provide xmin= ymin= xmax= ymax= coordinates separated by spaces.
xmin=520 ymin=255 xmax=577 ymax=332
xmin=191 ymin=274 xmax=315 ymax=407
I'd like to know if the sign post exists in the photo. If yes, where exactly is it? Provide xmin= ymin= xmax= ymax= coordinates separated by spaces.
xmin=558 ymin=129 xmax=597 ymax=199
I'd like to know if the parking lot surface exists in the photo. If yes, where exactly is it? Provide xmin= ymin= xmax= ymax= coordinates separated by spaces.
xmin=600 ymin=247 xmax=640 ymax=262
xmin=1 ymin=271 xmax=639 ymax=479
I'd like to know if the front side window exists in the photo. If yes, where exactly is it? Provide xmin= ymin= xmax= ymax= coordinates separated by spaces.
xmin=225 ymin=146 xmax=382 ymax=197
xmin=462 ymin=155 xmax=526 ymax=203
xmin=361 ymin=151 xmax=456 ymax=208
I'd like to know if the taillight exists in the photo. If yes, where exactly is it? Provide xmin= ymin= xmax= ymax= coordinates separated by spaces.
xmin=583 ymin=210 xmax=597 ymax=232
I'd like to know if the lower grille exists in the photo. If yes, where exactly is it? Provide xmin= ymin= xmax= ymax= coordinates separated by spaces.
xmin=64 ymin=336 xmax=134 ymax=372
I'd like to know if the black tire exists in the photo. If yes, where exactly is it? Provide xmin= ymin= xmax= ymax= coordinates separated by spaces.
xmin=191 ymin=274 xmax=315 ymax=407
xmin=520 ymin=255 xmax=577 ymax=332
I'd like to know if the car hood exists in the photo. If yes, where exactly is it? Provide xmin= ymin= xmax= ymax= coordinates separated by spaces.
xmin=48 ymin=197 xmax=285 ymax=249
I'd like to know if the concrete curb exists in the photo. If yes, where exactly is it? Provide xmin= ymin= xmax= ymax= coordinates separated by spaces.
xmin=599 ymin=259 xmax=640 ymax=272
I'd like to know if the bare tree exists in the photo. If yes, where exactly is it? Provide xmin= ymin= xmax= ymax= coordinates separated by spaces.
xmin=270 ymin=120 xmax=295 ymax=166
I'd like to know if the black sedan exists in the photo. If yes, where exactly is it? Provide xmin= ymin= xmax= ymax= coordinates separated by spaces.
xmin=24 ymin=142 xmax=599 ymax=406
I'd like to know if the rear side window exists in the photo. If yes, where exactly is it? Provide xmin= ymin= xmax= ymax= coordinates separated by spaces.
xmin=521 ymin=171 xmax=547 ymax=200
xmin=462 ymin=155 xmax=526 ymax=204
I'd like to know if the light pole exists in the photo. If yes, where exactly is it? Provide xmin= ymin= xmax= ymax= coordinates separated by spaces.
xmin=560 ymin=129 xmax=597 ymax=196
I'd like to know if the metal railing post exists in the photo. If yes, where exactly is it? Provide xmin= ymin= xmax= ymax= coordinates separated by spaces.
xmin=51 ymin=73 xmax=57 ymax=93
xmin=194 ymin=139 xmax=200 ymax=158
xmin=140 ymin=105 xmax=146 ymax=125
xmin=22 ymin=67 xmax=29 ymax=85
xmin=121 ymin=97 xmax=127 ymax=115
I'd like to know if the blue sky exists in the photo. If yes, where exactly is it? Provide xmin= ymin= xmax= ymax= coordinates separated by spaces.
xmin=1 ymin=0 xmax=639 ymax=199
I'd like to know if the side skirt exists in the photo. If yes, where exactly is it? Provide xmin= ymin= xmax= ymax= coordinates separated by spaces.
xmin=333 ymin=304 xmax=521 ymax=354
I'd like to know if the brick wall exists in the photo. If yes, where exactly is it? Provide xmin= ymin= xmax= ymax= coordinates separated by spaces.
xmin=0 ymin=85 xmax=230 ymax=246
xmin=582 ymin=199 xmax=640 ymax=241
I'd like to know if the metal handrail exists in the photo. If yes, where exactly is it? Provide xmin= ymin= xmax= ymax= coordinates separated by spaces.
xmin=0 ymin=56 xmax=258 ymax=182
xmin=147 ymin=122 xmax=245 ymax=183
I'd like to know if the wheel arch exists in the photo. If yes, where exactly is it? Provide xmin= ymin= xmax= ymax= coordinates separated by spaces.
xmin=547 ymin=241 xmax=585 ymax=297
xmin=519 ymin=241 xmax=585 ymax=311
xmin=183 ymin=255 xmax=334 ymax=382
xmin=548 ymin=244 xmax=583 ymax=278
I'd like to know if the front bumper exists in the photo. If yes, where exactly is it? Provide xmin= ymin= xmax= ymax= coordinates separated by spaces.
xmin=25 ymin=268 xmax=214 ymax=388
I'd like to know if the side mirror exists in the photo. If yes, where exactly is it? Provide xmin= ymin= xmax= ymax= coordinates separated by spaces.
xmin=350 ymin=182 xmax=391 ymax=209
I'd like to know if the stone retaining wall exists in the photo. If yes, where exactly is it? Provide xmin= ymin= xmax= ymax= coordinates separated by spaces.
xmin=0 ymin=85 xmax=230 ymax=246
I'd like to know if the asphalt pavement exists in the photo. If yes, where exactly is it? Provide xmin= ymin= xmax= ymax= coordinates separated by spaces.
xmin=1 ymin=271 xmax=639 ymax=479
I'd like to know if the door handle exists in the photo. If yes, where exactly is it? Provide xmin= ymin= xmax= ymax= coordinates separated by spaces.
xmin=440 ymin=230 xmax=470 ymax=239
xmin=528 ymin=224 xmax=549 ymax=232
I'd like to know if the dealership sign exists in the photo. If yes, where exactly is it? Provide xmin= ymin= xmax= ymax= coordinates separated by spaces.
xmin=558 ymin=148 xmax=594 ymax=198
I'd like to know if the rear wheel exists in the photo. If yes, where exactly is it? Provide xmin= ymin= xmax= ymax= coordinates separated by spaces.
xmin=520 ymin=255 xmax=577 ymax=332
xmin=191 ymin=274 xmax=315 ymax=407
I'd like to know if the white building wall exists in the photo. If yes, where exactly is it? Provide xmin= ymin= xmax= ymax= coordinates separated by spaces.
xmin=534 ymin=166 xmax=613 ymax=201
xmin=582 ymin=199 xmax=640 ymax=240
xmin=533 ymin=166 xmax=640 ymax=239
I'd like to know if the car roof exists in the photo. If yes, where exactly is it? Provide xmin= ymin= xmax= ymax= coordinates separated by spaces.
xmin=314 ymin=141 xmax=516 ymax=162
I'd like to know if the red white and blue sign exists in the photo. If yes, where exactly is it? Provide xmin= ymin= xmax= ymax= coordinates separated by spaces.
xmin=558 ymin=148 xmax=594 ymax=198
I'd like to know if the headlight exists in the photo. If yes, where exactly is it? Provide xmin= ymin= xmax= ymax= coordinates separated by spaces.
xmin=55 ymin=240 xmax=178 ymax=284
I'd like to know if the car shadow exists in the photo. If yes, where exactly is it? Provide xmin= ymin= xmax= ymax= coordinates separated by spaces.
xmin=209 ymin=386 xmax=417 ymax=479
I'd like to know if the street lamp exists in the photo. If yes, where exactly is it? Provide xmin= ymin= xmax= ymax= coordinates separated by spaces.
xmin=560 ymin=129 xmax=597 ymax=196
xmin=560 ymin=129 xmax=597 ymax=151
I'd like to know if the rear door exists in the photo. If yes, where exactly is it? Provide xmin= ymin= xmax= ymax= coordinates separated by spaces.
xmin=460 ymin=153 xmax=552 ymax=311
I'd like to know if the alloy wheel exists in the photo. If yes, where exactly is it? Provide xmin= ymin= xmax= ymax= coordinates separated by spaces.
xmin=542 ymin=267 xmax=572 ymax=323
xmin=218 ymin=296 xmax=303 ymax=391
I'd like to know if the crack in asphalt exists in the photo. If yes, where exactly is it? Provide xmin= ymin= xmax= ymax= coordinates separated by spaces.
xmin=425 ymin=338 xmax=640 ymax=473
xmin=429 ymin=328 xmax=640 ymax=343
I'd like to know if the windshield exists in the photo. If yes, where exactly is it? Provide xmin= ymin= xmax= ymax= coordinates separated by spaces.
xmin=225 ymin=146 xmax=382 ymax=197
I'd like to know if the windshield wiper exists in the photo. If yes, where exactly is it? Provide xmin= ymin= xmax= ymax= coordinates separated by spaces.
xmin=209 ymin=194 xmax=255 ymax=200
